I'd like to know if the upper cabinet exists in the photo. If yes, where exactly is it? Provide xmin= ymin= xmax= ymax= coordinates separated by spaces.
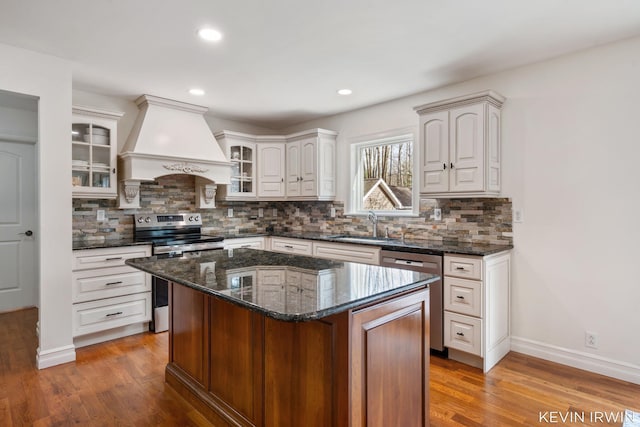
xmin=216 ymin=129 xmax=337 ymax=201
xmin=215 ymin=131 xmax=257 ymax=200
xmin=257 ymin=140 xmax=286 ymax=198
xmin=72 ymin=106 xmax=123 ymax=199
xmin=286 ymin=129 xmax=337 ymax=200
xmin=414 ymin=91 xmax=504 ymax=197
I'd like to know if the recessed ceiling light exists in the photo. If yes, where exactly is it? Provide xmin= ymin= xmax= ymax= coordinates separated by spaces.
xmin=197 ymin=28 xmax=222 ymax=42
xmin=189 ymin=88 xmax=205 ymax=96
xmin=337 ymin=89 xmax=352 ymax=96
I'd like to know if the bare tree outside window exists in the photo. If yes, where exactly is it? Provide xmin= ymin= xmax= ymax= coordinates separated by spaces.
xmin=360 ymin=139 xmax=413 ymax=211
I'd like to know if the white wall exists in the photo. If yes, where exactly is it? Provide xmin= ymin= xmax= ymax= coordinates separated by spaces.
xmin=284 ymin=36 xmax=640 ymax=383
xmin=0 ymin=43 xmax=75 ymax=368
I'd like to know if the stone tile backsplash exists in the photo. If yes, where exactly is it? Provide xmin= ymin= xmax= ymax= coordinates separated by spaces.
xmin=73 ymin=174 xmax=512 ymax=245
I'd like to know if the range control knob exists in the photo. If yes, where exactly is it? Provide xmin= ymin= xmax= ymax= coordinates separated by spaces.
xmin=137 ymin=217 xmax=144 ymax=223
xmin=189 ymin=216 xmax=194 ymax=221
xmin=145 ymin=217 xmax=151 ymax=223
xmin=194 ymin=215 xmax=200 ymax=221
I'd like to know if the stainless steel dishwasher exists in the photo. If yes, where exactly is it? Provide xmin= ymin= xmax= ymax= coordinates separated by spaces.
xmin=380 ymin=250 xmax=444 ymax=352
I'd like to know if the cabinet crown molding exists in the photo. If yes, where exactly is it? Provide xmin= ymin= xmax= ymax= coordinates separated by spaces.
xmin=413 ymin=90 xmax=505 ymax=115
xmin=72 ymin=105 xmax=124 ymax=120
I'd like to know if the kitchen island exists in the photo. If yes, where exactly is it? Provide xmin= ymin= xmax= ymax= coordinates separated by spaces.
xmin=127 ymin=249 xmax=438 ymax=427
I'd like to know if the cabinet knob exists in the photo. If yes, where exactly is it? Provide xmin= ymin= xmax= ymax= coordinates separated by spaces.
xmin=443 ymin=163 xmax=447 ymax=170
xmin=450 ymin=162 xmax=454 ymax=169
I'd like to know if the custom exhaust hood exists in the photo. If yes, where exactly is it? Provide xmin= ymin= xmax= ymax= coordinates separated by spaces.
xmin=118 ymin=95 xmax=231 ymax=209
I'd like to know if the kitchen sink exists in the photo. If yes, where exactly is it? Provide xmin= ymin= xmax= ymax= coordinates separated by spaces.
xmin=327 ymin=235 xmax=396 ymax=245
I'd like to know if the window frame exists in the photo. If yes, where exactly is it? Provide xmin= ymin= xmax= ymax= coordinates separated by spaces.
xmin=348 ymin=127 xmax=419 ymax=217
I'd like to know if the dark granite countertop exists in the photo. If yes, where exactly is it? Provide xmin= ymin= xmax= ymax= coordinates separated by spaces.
xmin=72 ymin=238 xmax=152 ymax=251
xmin=270 ymin=232 xmax=513 ymax=256
xmin=73 ymin=231 xmax=512 ymax=256
xmin=126 ymin=248 xmax=437 ymax=322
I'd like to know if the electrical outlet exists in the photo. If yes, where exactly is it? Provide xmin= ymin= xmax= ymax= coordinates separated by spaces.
xmin=273 ymin=208 xmax=277 ymax=217
xmin=96 ymin=209 xmax=106 ymax=221
xmin=513 ymin=208 xmax=524 ymax=223
xmin=295 ymin=208 xmax=300 ymax=217
xmin=258 ymin=208 xmax=264 ymax=218
xmin=433 ymin=208 xmax=442 ymax=221
xmin=228 ymin=208 xmax=233 ymax=218
xmin=330 ymin=207 xmax=336 ymax=218
xmin=585 ymin=331 xmax=598 ymax=349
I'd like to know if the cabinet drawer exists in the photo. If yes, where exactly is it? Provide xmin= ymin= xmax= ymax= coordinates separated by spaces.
xmin=444 ymin=311 xmax=482 ymax=356
xmin=72 ymin=292 xmax=151 ymax=337
xmin=72 ymin=266 xmax=150 ymax=303
xmin=270 ymin=238 xmax=313 ymax=255
xmin=73 ymin=245 xmax=152 ymax=271
xmin=313 ymin=242 xmax=380 ymax=265
xmin=223 ymin=237 xmax=265 ymax=250
xmin=444 ymin=277 xmax=482 ymax=317
xmin=444 ymin=255 xmax=482 ymax=280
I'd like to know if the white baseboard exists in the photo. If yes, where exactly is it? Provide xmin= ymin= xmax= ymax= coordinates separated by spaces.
xmin=511 ymin=336 xmax=640 ymax=385
xmin=73 ymin=322 xmax=149 ymax=348
xmin=36 ymin=344 xmax=76 ymax=369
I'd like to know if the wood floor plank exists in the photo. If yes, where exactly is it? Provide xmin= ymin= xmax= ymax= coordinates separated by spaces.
xmin=2 ymin=307 xmax=639 ymax=426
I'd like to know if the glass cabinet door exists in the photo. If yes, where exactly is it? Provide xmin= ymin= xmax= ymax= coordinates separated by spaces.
xmin=229 ymin=143 xmax=255 ymax=196
xmin=71 ymin=106 xmax=122 ymax=199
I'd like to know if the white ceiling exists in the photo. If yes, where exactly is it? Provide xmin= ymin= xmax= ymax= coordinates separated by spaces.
xmin=2 ymin=0 xmax=640 ymax=129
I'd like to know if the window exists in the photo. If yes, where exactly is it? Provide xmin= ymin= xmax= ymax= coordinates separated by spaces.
xmin=350 ymin=131 xmax=417 ymax=215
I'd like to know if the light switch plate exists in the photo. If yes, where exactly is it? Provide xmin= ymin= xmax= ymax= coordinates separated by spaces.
xmin=228 ymin=208 xmax=233 ymax=218
xmin=258 ymin=208 xmax=264 ymax=218
xmin=96 ymin=209 xmax=106 ymax=221
xmin=330 ymin=207 xmax=336 ymax=218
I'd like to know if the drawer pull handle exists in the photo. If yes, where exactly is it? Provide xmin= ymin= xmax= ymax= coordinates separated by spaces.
xmin=456 ymin=332 xmax=465 ymax=336
xmin=456 ymin=295 xmax=465 ymax=299
xmin=105 ymin=257 xmax=123 ymax=261
xmin=105 ymin=281 xmax=123 ymax=286
xmin=284 ymin=245 xmax=294 ymax=249
xmin=455 ymin=266 xmax=466 ymax=271
xmin=240 ymin=244 xmax=251 ymax=248
xmin=106 ymin=311 xmax=123 ymax=317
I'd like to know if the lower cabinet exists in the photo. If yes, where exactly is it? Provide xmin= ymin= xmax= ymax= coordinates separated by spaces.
xmin=166 ymin=283 xmax=430 ymax=427
xmin=72 ymin=245 xmax=152 ymax=347
xmin=312 ymin=241 xmax=380 ymax=265
xmin=269 ymin=237 xmax=313 ymax=255
xmin=443 ymin=250 xmax=511 ymax=372
xmin=223 ymin=236 xmax=265 ymax=249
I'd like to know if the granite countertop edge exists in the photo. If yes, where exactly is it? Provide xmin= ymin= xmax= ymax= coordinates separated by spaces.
xmin=73 ymin=231 xmax=513 ymax=256
xmin=126 ymin=257 xmax=438 ymax=322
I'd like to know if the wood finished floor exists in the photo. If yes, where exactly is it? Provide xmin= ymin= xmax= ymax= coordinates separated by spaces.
xmin=1 ymin=308 xmax=639 ymax=426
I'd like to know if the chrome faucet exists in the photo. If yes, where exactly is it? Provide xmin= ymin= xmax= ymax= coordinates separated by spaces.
xmin=367 ymin=211 xmax=378 ymax=237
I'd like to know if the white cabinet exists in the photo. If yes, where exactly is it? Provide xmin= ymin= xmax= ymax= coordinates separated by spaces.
xmin=312 ymin=241 xmax=380 ymax=265
xmin=72 ymin=106 xmax=123 ymax=199
xmin=215 ymin=131 xmax=257 ymax=200
xmin=286 ymin=129 xmax=337 ymax=200
xmin=270 ymin=237 xmax=313 ymax=255
xmin=414 ymin=91 xmax=504 ymax=197
xmin=223 ymin=236 xmax=265 ymax=250
xmin=215 ymin=128 xmax=336 ymax=201
xmin=72 ymin=245 xmax=152 ymax=347
xmin=257 ymin=142 xmax=286 ymax=198
xmin=443 ymin=251 xmax=511 ymax=373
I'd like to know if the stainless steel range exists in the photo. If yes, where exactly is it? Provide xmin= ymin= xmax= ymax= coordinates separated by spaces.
xmin=134 ymin=213 xmax=224 ymax=332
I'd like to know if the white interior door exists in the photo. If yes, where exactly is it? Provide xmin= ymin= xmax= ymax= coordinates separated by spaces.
xmin=0 ymin=141 xmax=37 ymax=312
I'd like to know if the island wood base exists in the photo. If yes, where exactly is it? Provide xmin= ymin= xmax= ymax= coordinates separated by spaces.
xmin=167 ymin=282 xmax=430 ymax=427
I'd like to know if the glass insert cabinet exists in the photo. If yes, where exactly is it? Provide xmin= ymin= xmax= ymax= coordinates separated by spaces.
xmin=71 ymin=106 xmax=123 ymax=199
xmin=214 ymin=130 xmax=257 ymax=200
